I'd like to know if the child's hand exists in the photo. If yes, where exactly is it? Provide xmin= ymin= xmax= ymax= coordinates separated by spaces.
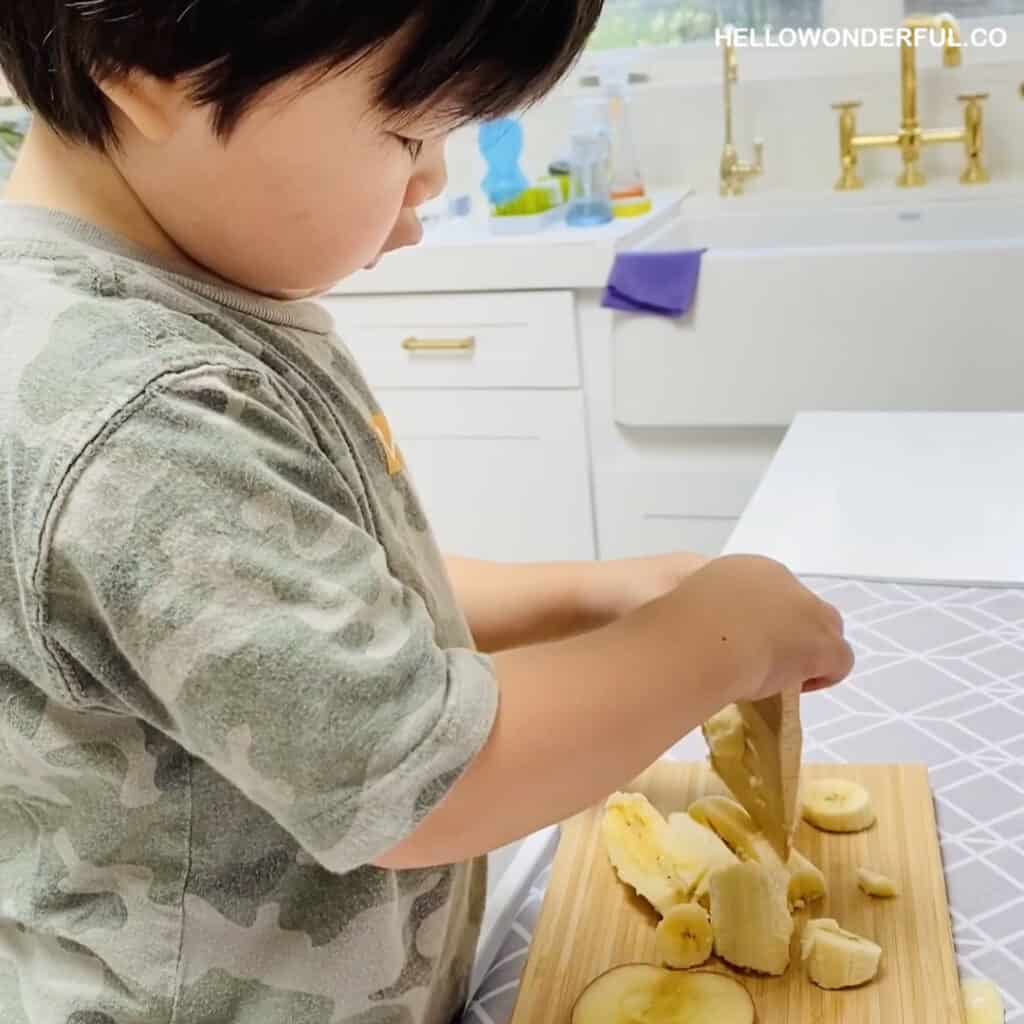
xmin=583 ymin=552 xmax=711 ymax=623
xmin=679 ymin=555 xmax=853 ymax=701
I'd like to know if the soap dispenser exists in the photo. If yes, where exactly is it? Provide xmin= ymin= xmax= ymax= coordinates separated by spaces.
xmin=566 ymin=96 xmax=614 ymax=227
xmin=601 ymin=62 xmax=652 ymax=217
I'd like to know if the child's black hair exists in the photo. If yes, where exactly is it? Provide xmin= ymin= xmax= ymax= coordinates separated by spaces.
xmin=0 ymin=0 xmax=604 ymax=147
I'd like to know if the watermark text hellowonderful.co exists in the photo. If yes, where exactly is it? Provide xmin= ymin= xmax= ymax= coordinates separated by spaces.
xmin=716 ymin=25 xmax=1009 ymax=49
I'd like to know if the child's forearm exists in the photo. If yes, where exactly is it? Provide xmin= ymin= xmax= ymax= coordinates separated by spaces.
xmin=444 ymin=555 xmax=609 ymax=652
xmin=372 ymin=579 xmax=752 ymax=870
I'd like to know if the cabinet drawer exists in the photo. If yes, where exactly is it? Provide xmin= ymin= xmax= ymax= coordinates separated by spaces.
xmin=322 ymin=291 xmax=578 ymax=389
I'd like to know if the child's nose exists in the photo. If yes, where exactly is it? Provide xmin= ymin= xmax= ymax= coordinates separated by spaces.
xmin=410 ymin=145 xmax=448 ymax=207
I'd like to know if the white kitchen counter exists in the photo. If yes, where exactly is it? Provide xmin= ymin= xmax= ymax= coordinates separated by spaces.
xmin=332 ymin=190 xmax=688 ymax=294
xmin=724 ymin=411 xmax=1024 ymax=586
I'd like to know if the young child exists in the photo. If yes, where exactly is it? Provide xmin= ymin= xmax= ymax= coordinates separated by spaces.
xmin=0 ymin=3 xmax=854 ymax=1022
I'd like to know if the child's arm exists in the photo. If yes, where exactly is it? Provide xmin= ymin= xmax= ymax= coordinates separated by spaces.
xmin=45 ymin=368 xmax=851 ymax=879
xmin=375 ymin=555 xmax=853 ymax=870
xmin=444 ymin=552 xmax=709 ymax=652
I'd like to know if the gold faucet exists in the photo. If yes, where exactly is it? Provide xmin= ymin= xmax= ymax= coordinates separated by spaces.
xmin=832 ymin=13 xmax=989 ymax=190
xmin=720 ymin=31 xmax=764 ymax=196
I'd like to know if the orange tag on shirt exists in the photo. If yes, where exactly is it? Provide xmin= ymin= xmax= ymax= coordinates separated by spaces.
xmin=370 ymin=412 xmax=405 ymax=476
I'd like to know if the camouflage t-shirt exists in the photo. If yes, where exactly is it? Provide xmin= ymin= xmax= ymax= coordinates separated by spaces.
xmin=0 ymin=205 xmax=500 ymax=1024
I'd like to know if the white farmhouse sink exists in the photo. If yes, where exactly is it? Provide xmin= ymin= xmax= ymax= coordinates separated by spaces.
xmin=670 ymin=191 xmax=1024 ymax=249
xmin=613 ymin=189 xmax=1024 ymax=427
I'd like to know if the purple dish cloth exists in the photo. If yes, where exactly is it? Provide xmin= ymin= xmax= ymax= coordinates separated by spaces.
xmin=601 ymin=249 xmax=707 ymax=318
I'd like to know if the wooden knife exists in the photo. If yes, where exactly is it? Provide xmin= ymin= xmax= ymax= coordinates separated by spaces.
xmin=703 ymin=690 xmax=803 ymax=861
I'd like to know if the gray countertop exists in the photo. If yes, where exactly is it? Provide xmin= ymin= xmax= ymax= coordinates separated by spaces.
xmin=464 ymin=577 xmax=1024 ymax=1024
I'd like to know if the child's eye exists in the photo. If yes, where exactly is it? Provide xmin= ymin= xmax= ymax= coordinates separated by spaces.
xmin=394 ymin=135 xmax=424 ymax=160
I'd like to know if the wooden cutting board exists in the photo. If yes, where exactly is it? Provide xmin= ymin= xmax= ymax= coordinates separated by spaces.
xmin=510 ymin=762 xmax=966 ymax=1024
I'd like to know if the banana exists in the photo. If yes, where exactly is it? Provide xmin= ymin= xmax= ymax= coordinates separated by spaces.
xmin=857 ymin=867 xmax=899 ymax=898
xmin=666 ymin=812 xmax=739 ymax=904
xmin=800 ymin=778 xmax=876 ymax=833
xmin=962 ymin=978 xmax=1005 ymax=1024
xmin=709 ymin=861 xmax=793 ymax=976
xmin=702 ymin=703 xmax=747 ymax=759
xmin=688 ymin=796 xmax=790 ymax=886
xmin=603 ymin=793 xmax=707 ymax=915
xmin=654 ymin=902 xmax=714 ymax=969
xmin=788 ymin=849 xmax=827 ymax=908
xmin=688 ymin=795 xmax=825 ymax=910
xmin=801 ymin=918 xmax=882 ymax=989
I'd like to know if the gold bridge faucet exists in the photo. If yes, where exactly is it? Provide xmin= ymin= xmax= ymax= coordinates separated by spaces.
xmin=832 ymin=13 xmax=989 ymax=190
xmin=720 ymin=31 xmax=764 ymax=196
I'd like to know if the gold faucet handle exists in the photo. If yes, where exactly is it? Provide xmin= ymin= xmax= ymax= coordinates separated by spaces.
xmin=958 ymin=93 xmax=990 ymax=185
xmin=831 ymin=100 xmax=863 ymax=111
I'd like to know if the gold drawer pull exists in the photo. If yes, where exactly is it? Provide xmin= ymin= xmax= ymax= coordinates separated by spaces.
xmin=401 ymin=336 xmax=476 ymax=353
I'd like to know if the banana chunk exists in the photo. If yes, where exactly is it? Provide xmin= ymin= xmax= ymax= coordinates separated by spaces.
xmin=962 ymin=978 xmax=1005 ymax=1024
xmin=801 ymin=918 xmax=882 ymax=989
xmin=857 ymin=867 xmax=899 ymax=898
xmin=603 ymin=793 xmax=707 ymax=915
xmin=655 ymin=903 xmax=714 ymax=969
xmin=788 ymin=849 xmax=827 ymax=908
xmin=801 ymin=778 xmax=876 ymax=833
xmin=666 ymin=812 xmax=739 ymax=904
xmin=709 ymin=861 xmax=793 ymax=975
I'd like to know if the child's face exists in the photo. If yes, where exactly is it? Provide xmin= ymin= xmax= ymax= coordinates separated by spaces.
xmin=111 ymin=48 xmax=450 ymax=297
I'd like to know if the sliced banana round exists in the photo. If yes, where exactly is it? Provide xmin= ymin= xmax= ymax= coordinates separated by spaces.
xmin=801 ymin=778 xmax=876 ymax=833
xmin=654 ymin=902 xmax=714 ymax=969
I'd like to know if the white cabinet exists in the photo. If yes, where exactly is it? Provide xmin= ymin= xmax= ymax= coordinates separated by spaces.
xmin=593 ymin=468 xmax=760 ymax=559
xmin=379 ymin=388 xmax=594 ymax=563
xmin=323 ymin=289 xmax=596 ymax=564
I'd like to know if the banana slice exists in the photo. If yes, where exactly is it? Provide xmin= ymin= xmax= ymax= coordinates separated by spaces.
xmin=654 ymin=902 xmax=714 ymax=969
xmin=801 ymin=918 xmax=882 ymax=989
xmin=801 ymin=778 xmax=876 ymax=833
xmin=962 ymin=978 xmax=1005 ymax=1024
xmin=603 ymin=793 xmax=706 ymax=915
xmin=666 ymin=812 xmax=739 ymax=904
xmin=857 ymin=867 xmax=899 ymax=898
xmin=788 ymin=849 xmax=827 ymax=908
xmin=709 ymin=861 xmax=793 ymax=976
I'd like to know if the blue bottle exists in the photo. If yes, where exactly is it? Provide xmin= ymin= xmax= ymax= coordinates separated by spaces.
xmin=566 ymin=97 xmax=614 ymax=228
xmin=478 ymin=118 xmax=530 ymax=208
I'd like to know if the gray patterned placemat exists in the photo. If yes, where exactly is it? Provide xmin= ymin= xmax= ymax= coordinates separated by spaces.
xmin=464 ymin=577 xmax=1024 ymax=1024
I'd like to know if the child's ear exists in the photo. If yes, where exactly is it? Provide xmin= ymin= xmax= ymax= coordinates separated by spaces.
xmin=96 ymin=72 xmax=187 ymax=144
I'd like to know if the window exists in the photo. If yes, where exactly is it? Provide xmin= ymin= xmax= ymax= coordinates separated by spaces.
xmin=589 ymin=0 xmax=1024 ymax=49
xmin=589 ymin=1 xmax=820 ymax=49
xmin=911 ymin=0 xmax=1024 ymax=12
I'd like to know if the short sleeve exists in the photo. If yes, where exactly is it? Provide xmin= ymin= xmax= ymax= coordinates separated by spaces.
xmin=43 ymin=364 xmax=498 ymax=873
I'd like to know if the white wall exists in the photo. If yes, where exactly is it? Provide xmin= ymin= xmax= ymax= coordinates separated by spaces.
xmin=445 ymin=51 xmax=1024 ymax=201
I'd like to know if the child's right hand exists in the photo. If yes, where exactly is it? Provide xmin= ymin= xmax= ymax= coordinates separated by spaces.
xmin=676 ymin=554 xmax=854 ymax=703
